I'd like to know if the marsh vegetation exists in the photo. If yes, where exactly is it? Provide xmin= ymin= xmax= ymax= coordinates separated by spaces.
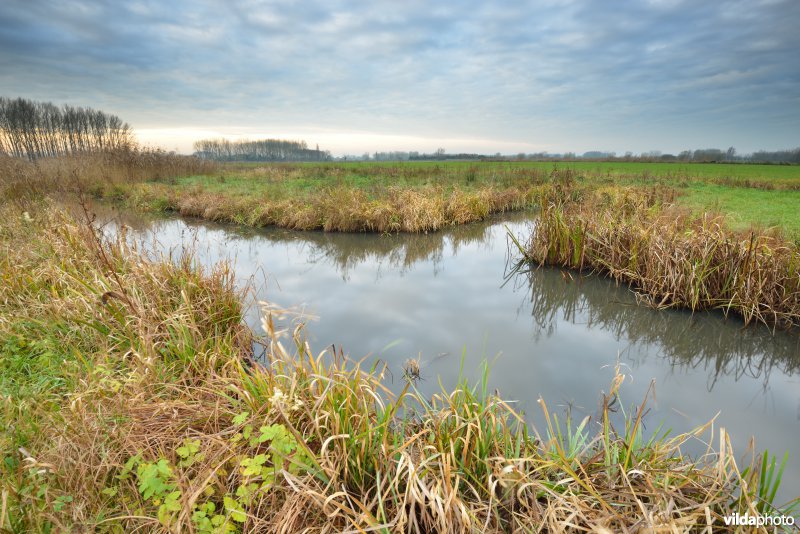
xmin=1 ymin=200 xmax=796 ymax=532
xmin=1 ymin=152 xmax=799 ymax=531
xmin=520 ymin=184 xmax=800 ymax=329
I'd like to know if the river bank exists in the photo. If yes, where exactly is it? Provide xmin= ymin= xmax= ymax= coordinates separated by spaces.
xmin=1 ymin=199 xmax=796 ymax=532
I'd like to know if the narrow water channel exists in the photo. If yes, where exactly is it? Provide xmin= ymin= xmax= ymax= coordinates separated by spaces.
xmin=95 ymin=205 xmax=800 ymax=503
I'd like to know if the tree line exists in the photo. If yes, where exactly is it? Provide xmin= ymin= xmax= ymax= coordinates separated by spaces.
xmin=340 ymin=149 xmax=491 ymax=162
xmin=501 ymin=147 xmax=800 ymax=163
xmin=193 ymin=138 xmax=332 ymax=162
xmin=0 ymin=97 xmax=134 ymax=160
xmin=607 ymin=147 xmax=800 ymax=163
xmin=345 ymin=147 xmax=800 ymax=163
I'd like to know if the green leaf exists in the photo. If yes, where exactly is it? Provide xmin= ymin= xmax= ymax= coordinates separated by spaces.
xmin=53 ymin=495 xmax=73 ymax=512
xmin=240 ymin=454 xmax=268 ymax=477
xmin=136 ymin=460 xmax=175 ymax=501
xmin=256 ymin=424 xmax=285 ymax=443
xmin=164 ymin=490 xmax=182 ymax=512
xmin=224 ymin=496 xmax=247 ymax=523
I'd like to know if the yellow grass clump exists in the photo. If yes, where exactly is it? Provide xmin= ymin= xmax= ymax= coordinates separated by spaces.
xmin=523 ymin=186 xmax=800 ymax=329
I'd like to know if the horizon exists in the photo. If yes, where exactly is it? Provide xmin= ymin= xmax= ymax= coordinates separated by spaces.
xmin=1 ymin=1 xmax=798 ymax=156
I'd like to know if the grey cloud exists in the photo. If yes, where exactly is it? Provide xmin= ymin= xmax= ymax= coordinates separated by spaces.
xmin=0 ymin=0 xmax=797 ymax=153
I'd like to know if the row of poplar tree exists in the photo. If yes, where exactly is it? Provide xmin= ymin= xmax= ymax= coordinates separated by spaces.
xmin=193 ymin=138 xmax=332 ymax=162
xmin=0 ymin=97 xmax=134 ymax=161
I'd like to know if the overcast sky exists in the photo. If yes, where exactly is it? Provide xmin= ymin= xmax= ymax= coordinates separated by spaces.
xmin=1 ymin=0 xmax=798 ymax=155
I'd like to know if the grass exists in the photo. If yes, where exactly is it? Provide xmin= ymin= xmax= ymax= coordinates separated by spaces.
xmin=108 ymin=163 xmax=550 ymax=232
xmin=679 ymin=184 xmax=800 ymax=237
xmin=1 ymin=194 xmax=797 ymax=531
xmin=119 ymin=160 xmax=800 ymax=237
xmin=4 ymin=153 xmax=799 ymax=235
xmin=0 ymin=149 xmax=217 ymax=210
xmin=267 ymin=160 xmax=800 ymax=182
xmin=518 ymin=185 xmax=800 ymax=330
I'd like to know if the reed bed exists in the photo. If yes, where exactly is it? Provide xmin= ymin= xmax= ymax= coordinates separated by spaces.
xmin=121 ymin=182 xmax=538 ymax=233
xmin=1 ymin=201 xmax=796 ymax=532
xmin=522 ymin=186 xmax=800 ymax=329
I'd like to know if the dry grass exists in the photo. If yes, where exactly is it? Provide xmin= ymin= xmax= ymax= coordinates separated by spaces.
xmin=118 ymin=183 xmax=537 ymax=233
xmin=68 ymin=159 xmax=552 ymax=233
xmin=0 ymin=149 xmax=217 ymax=209
xmin=521 ymin=185 xmax=800 ymax=329
xmin=1 ymin=200 xmax=796 ymax=532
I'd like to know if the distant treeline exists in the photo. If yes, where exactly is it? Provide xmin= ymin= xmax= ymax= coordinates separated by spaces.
xmin=739 ymin=149 xmax=800 ymax=163
xmin=0 ymin=97 xmax=133 ymax=161
xmin=606 ymin=147 xmax=800 ymax=164
xmin=492 ymin=147 xmax=800 ymax=163
xmin=193 ymin=138 xmax=332 ymax=162
xmin=341 ymin=149 xmax=493 ymax=162
xmin=340 ymin=147 xmax=800 ymax=163
xmin=409 ymin=150 xmax=491 ymax=161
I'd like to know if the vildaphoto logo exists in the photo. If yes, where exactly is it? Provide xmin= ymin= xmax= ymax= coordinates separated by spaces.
xmin=722 ymin=512 xmax=795 ymax=527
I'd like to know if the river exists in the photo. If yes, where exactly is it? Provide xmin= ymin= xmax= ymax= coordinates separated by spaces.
xmin=94 ymin=205 xmax=800 ymax=503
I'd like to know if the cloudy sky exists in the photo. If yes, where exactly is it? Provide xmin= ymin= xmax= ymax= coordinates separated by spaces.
xmin=1 ymin=0 xmax=798 ymax=155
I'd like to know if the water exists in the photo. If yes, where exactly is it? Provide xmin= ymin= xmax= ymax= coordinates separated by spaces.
xmin=94 ymin=205 xmax=800 ymax=503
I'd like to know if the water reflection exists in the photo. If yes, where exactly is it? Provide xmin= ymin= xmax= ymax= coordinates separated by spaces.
xmin=97 ymin=202 xmax=800 ymax=393
xmin=101 ymin=205 xmax=525 ymax=281
xmin=87 ymin=203 xmax=799 ymax=500
xmin=95 ymin=203 xmax=800 ymax=390
xmin=513 ymin=267 xmax=800 ymax=391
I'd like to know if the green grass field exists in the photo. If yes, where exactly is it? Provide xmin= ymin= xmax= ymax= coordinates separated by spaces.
xmin=680 ymin=184 xmax=800 ymax=236
xmin=274 ymin=159 xmax=800 ymax=182
xmin=174 ymin=161 xmax=537 ymax=198
xmin=161 ymin=160 xmax=800 ymax=235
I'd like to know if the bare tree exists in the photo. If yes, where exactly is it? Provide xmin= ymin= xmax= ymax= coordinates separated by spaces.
xmin=0 ymin=97 xmax=134 ymax=160
xmin=193 ymin=138 xmax=332 ymax=162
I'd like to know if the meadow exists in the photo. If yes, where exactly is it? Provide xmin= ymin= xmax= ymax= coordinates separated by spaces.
xmin=1 ymin=152 xmax=799 ymax=531
xmin=83 ymin=159 xmax=800 ymax=237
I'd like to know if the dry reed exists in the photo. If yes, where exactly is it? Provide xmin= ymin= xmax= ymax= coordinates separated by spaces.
xmin=122 ymin=183 xmax=536 ymax=233
xmin=523 ymin=186 xmax=800 ymax=329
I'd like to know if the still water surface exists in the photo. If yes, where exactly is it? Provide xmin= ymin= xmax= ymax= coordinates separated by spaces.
xmin=98 ymin=206 xmax=800 ymax=502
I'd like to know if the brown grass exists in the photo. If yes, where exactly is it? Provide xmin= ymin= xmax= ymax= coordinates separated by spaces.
xmin=0 ymin=149 xmax=217 ymax=208
xmin=523 ymin=185 xmax=800 ymax=329
xmin=120 ymin=183 xmax=537 ymax=233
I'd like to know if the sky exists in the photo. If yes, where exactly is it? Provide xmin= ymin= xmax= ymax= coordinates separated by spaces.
xmin=0 ymin=0 xmax=798 ymax=156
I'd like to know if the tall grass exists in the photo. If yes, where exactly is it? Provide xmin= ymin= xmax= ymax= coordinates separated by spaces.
xmin=88 ymin=162 xmax=554 ymax=233
xmin=125 ymin=183 xmax=536 ymax=233
xmin=1 ymin=201 xmax=795 ymax=532
xmin=0 ymin=148 xmax=217 ymax=207
xmin=522 ymin=185 xmax=800 ymax=329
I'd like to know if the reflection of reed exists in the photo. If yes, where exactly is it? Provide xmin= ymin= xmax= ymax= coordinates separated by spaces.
xmin=213 ymin=214 xmax=523 ymax=279
xmin=514 ymin=266 xmax=800 ymax=389
xmin=256 ymin=217 xmax=496 ymax=280
xmin=95 ymin=201 xmax=531 ymax=282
